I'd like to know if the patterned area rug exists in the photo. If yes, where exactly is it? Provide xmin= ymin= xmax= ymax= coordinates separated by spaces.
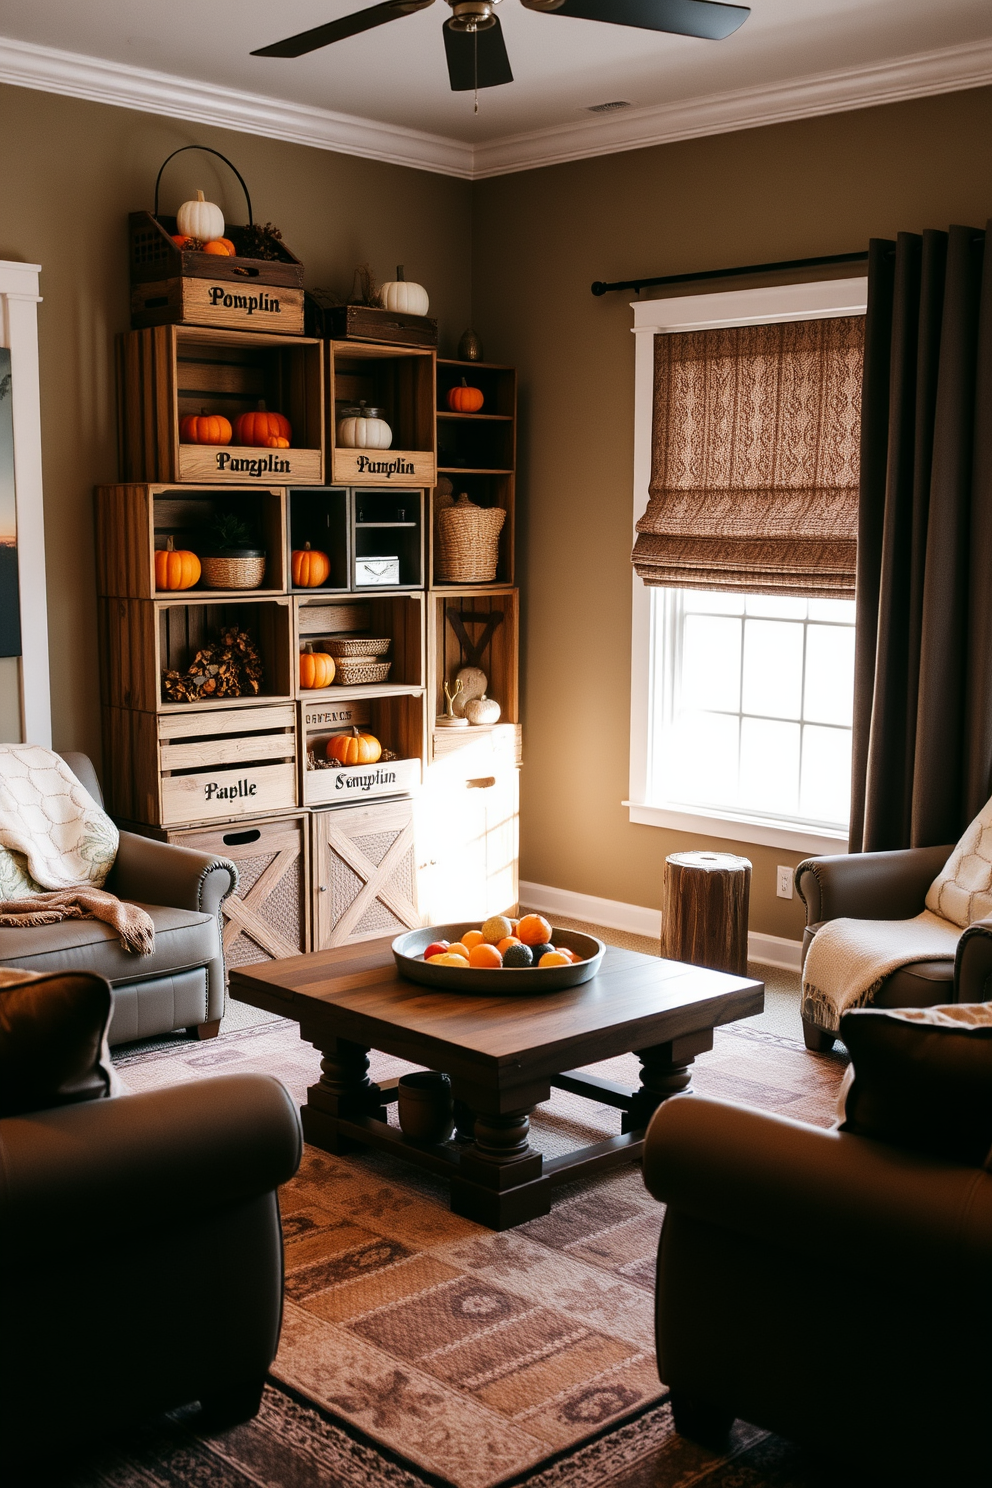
xmin=58 ymin=957 xmax=847 ymax=1488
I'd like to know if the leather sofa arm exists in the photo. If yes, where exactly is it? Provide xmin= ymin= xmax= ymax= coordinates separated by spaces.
xmin=108 ymin=831 xmax=237 ymax=916
xmin=0 ymin=1074 xmax=302 ymax=1254
xmin=643 ymin=1095 xmax=992 ymax=1264
xmin=795 ymin=843 xmax=953 ymax=926
xmin=955 ymin=915 xmax=992 ymax=1003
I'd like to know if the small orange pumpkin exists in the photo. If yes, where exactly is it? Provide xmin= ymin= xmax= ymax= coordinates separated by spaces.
xmin=171 ymin=233 xmax=195 ymax=249
xmin=155 ymin=536 xmax=201 ymax=591
xmin=446 ymin=378 xmax=484 ymax=414
xmin=234 ymin=410 xmax=292 ymax=447
xmin=179 ymin=411 xmax=232 ymax=445
xmin=264 ymin=435 xmax=290 ymax=448
xmin=300 ymin=644 xmax=335 ymax=690
xmin=326 ymin=727 xmax=382 ymax=767
xmin=202 ymin=237 xmax=236 ymax=256
xmin=291 ymin=542 xmax=331 ymax=588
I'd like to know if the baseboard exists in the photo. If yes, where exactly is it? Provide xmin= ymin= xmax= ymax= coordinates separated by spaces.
xmin=519 ymin=881 xmax=803 ymax=972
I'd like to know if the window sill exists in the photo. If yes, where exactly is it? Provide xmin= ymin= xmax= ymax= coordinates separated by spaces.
xmin=625 ymin=800 xmax=849 ymax=857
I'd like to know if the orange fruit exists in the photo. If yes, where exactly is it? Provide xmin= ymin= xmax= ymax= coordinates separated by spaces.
xmin=560 ymin=948 xmax=583 ymax=964
xmin=508 ymin=919 xmax=520 ymax=930
xmin=497 ymin=936 xmax=521 ymax=954
xmin=462 ymin=929 xmax=484 ymax=950
xmin=447 ymin=943 xmax=470 ymax=960
xmin=481 ymin=914 xmax=513 ymax=945
xmin=539 ymin=951 xmax=571 ymax=968
xmin=432 ymin=952 xmax=469 ymax=967
xmin=517 ymin=914 xmax=552 ymax=947
xmin=469 ymin=943 xmax=503 ymax=968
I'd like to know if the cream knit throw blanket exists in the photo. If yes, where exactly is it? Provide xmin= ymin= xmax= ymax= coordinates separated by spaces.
xmin=0 ymin=745 xmax=153 ymax=955
xmin=802 ymin=792 xmax=992 ymax=1033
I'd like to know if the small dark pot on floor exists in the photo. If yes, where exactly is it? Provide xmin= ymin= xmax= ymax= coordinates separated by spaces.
xmin=398 ymin=1071 xmax=454 ymax=1144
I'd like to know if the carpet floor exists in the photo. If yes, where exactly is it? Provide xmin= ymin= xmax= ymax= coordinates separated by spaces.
xmin=57 ymin=947 xmax=847 ymax=1488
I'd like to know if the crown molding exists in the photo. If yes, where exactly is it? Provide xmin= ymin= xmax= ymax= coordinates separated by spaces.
xmin=0 ymin=32 xmax=989 ymax=182
xmin=0 ymin=36 xmax=475 ymax=179
xmin=474 ymin=36 xmax=992 ymax=177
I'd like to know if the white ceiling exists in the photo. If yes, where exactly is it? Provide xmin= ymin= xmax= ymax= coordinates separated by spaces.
xmin=0 ymin=0 xmax=989 ymax=145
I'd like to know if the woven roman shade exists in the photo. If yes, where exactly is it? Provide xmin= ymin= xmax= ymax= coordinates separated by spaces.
xmin=633 ymin=316 xmax=864 ymax=597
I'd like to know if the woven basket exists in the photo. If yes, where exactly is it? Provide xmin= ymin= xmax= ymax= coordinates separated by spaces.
xmin=201 ymin=554 xmax=266 ymax=589
xmin=326 ymin=637 xmax=391 ymax=659
xmin=435 ymin=496 xmax=505 ymax=583
xmin=333 ymin=658 xmax=392 ymax=686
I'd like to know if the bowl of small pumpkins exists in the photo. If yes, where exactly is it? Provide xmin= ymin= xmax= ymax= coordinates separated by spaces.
xmin=392 ymin=914 xmax=604 ymax=994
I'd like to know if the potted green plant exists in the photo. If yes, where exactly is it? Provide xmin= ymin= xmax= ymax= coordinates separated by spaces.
xmin=200 ymin=512 xmax=266 ymax=590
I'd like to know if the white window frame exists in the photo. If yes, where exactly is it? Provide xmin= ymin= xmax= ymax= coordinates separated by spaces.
xmin=626 ymin=277 xmax=868 ymax=856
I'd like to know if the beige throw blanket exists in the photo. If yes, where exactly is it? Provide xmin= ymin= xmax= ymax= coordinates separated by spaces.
xmin=802 ymin=910 xmax=961 ymax=1033
xmin=0 ymin=745 xmax=153 ymax=955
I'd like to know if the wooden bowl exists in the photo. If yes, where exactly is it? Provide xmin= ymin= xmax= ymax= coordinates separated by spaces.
xmin=392 ymin=922 xmax=605 ymax=995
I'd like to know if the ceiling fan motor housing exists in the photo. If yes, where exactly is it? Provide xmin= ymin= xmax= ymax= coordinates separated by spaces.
xmin=447 ymin=1 xmax=499 ymax=32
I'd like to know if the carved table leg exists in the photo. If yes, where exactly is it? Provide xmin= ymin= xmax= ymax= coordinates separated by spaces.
xmin=451 ymin=1103 xmax=549 ymax=1230
xmin=622 ymin=1029 xmax=715 ymax=1133
xmin=301 ymin=1033 xmax=386 ymax=1154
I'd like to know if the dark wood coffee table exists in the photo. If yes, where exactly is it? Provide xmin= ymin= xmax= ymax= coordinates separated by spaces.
xmin=230 ymin=938 xmax=763 ymax=1230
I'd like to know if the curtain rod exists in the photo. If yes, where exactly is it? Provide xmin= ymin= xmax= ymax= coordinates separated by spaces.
xmin=590 ymin=250 xmax=869 ymax=297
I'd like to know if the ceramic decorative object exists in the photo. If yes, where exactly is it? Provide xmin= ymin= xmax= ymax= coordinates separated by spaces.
xmin=458 ymin=329 xmax=483 ymax=361
xmin=437 ymin=677 xmax=469 ymax=728
xmin=452 ymin=666 xmax=487 ymax=716
xmin=397 ymin=1071 xmax=454 ymax=1144
xmin=465 ymin=694 xmax=500 ymax=726
xmin=336 ymin=401 xmax=392 ymax=449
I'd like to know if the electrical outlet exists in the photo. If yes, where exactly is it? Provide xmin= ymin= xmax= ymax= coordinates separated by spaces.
xmin=776 ymin=865 xmax=794 ymax=900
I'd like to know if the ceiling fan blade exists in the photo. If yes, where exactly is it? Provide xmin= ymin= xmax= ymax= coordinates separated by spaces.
xmin=443 ymin=16 xmax=514 ymax=91
xmin=525 ymin=0 xmax=749 ymax=41
xmin=252 ymin=0 xmax=434 ymax=59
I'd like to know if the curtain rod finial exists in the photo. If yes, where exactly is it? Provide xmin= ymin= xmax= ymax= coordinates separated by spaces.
xmin=591 ymin=281 xmax=607 ymax=296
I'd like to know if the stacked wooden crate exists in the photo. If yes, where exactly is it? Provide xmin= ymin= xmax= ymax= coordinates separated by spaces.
xmin=97 ymin=317 xmax=520 ymax=968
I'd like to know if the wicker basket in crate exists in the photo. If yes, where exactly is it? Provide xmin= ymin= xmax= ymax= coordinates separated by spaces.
xmin=333 ymin=658 xmax=392 ymax=685
xmin=435 ymin=495 xmax=505 ymax=583
xmin=325 ymin=637 xmax=391 ymax=659
xmin=201 ymin=554 xmax=266 ymax=589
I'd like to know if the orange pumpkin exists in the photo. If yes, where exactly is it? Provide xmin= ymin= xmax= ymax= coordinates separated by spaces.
xmin=202 ymin=237 xmax=236 ymax=256
xmin=155 ymin=536 xmax=201 ymax=591
xmin=263 ymin=435 xmax=290 ymax=448
xmin=291 ymin=542 xmax=331 ymax=588
xmin=234 ymin=410 xmax=292 ymax=447
xmin=446 ymin=378 xmax=484 ymax=414
xmin=179 ymin=411 xmax=232 ymax=445
xmin=171 ymin=233 xmax=194 ymax=249
xmin=299 ymin=644 xmax=335 ymax=690
xmin=326 ymin=727 xmax=382 ymax=767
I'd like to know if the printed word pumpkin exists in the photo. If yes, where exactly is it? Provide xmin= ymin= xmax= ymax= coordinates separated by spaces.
xmin=176 ymin=189 xmax=225 ymax=243
xmin=300 ymin=645 xmax=335 ymax=690
xmin=234 ymin=410 xmax=292 ymax=447
xmin=179 ymin=412 xmax=232 ymax=445
xmin=378 ymin=265 xmax=429 ymax=317
xmin=327 ymin=727 xmax=382 ymax=767
xmin=155 ymin=537 xmax=201 ymax=591
xmin=446 ymin=378 xmax=484 ymax=414
xmin=291 ymin=543 xmax=331 ymax=588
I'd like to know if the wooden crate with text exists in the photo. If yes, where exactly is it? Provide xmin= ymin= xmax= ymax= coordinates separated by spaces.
xmin=328 ymin=340 xmax=436 ymax=487
xmin=311 ymin=798 xmax=420 ymax=949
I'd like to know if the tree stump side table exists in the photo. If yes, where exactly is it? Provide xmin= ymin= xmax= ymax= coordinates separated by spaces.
xmin=661 ymin=851 xmax=752 ymax=976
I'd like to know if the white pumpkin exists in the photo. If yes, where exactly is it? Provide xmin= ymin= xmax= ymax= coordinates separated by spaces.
xmin=465 ymin=694 xmax=501 ymax=726
xmin=336 ymin=403 xmax=393 ymax=450
xmin=379 ymin=265 xmax=430 ymax=317
xmin=176 ymin=189 xmax=225 ymax=242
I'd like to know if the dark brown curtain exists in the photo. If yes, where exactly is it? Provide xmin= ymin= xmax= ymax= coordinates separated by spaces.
xmin=850 ymin=224 xmax=992 ymax=852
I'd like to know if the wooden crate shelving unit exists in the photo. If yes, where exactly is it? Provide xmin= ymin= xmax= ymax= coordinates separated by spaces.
xmin=328 ymin=341 xmax=436 ymax=488
xmin=433 ymin=360 xmax=516 ymax=588
xmin=117 ymin=325 xmax=324 ymax=485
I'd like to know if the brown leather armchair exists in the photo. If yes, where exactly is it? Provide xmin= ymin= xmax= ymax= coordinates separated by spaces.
xmin=0 ymin=753 xmax=237 ymax=1044
xmin=794 ymin=845 xmax=992 ymax=1050
xmin=0 ymin=1070 xmax=302 ymax=1472
xmin=644 ymin=1093 xmax=992 ymax=1485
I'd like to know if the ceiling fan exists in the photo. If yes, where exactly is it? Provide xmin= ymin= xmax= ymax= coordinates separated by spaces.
xmin=251 ymin=0 xmax=751 ymax=95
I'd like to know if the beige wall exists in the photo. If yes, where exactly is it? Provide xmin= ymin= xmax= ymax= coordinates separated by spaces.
xmin=0 ymin=82 xmax=472 ymax=767
xmin=472 ymin=87 xmax=992 ymax=940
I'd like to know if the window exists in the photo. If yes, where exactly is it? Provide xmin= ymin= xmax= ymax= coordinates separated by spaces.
xmin=628 ymin=279 xmax=868 ymax=854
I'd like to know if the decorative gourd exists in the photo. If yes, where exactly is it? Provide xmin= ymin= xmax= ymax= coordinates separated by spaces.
xmin=202 ymin=238 xmax=236 ymax=257
xmin=291 ymin=542 xmax=331 ymax=588
xmin=447 ymin=378 xmax=484 ymax=414
xmin=176 ymin=189 xmax=225 ymax=243
xmin=234 ymin=409 xmax=292 ymax=447
xmin=300 ymin=644 xmax=335 ymax=690
xmin=336 ymin=401 xmax=392 ymax=450
xmin=378 ymin=265 xmax=429 ymax=317
xmin=464 ymin=694 xmax=501 ymax=726
xmin=179 ymin=411 xmax=232 ymax=445
xmin=326 ymin=727 xmax=382 ymax=767
xmin=155 ymin=536 xmax=201 ymax=591
xmin=264 ymin=435 xmax=290 ymax=448
xmin=452 ymin=665 xmax=486 ymax=717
